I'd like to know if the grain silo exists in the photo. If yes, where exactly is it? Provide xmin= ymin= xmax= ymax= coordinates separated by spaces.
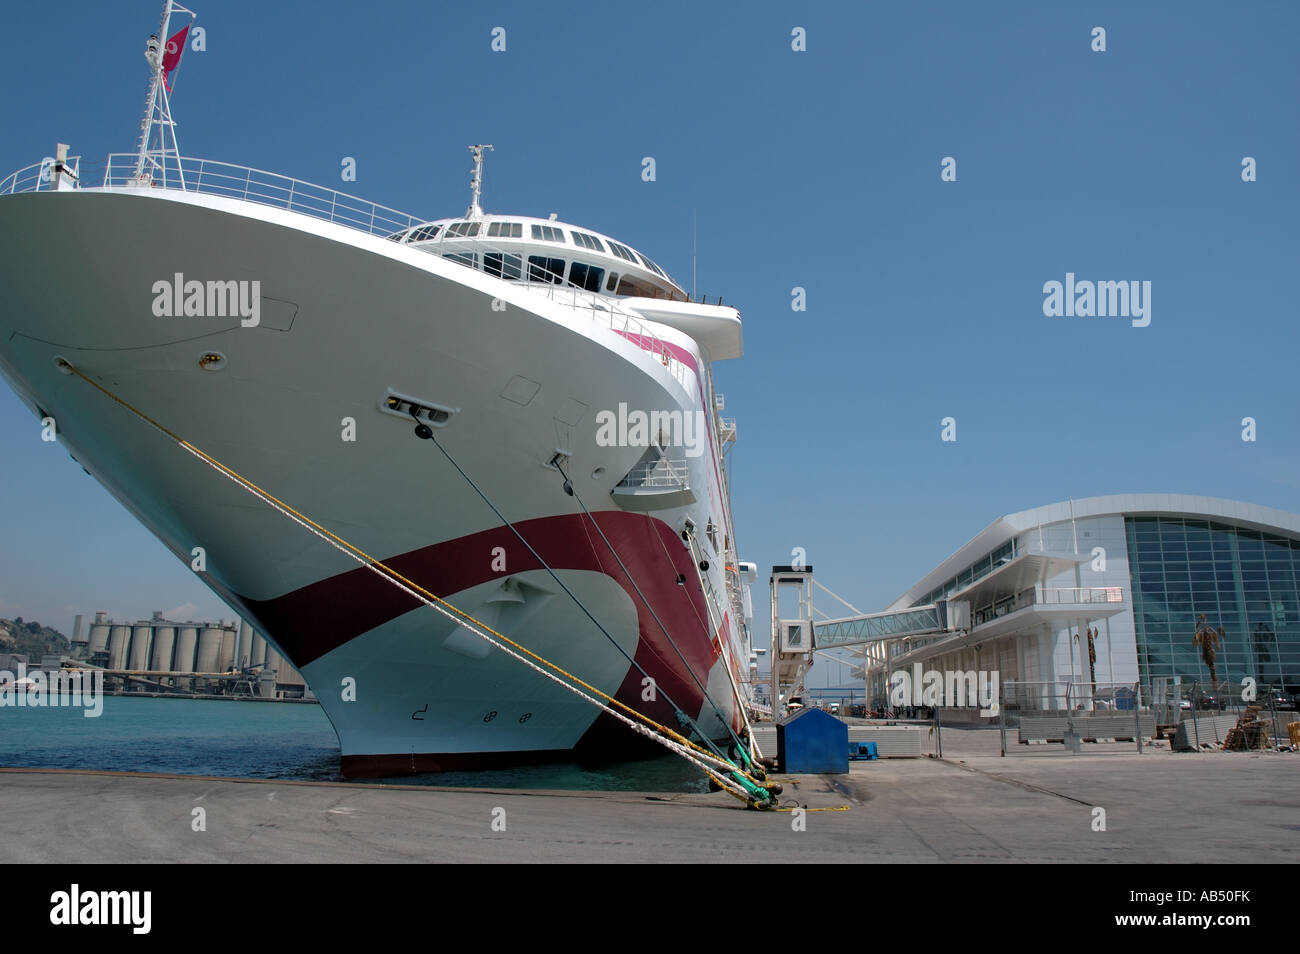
xmin=150 ymin=624 xmax=176 ymax=671
xmin=107 ymin=625 xmax=131 ymax=669
xmin=196 ymin=626 xmax=223 ymax=673
xmin=237 ymin=620 xmax=254 ymax=668
xmin=250 ymin=631 xmax=267 ymax=667
xmin=174 ymin=626 xmax=198 ymax=673
xmin=218 ymin=626 xmax=235 ymax=672
xmin=88 ymin=614 xmax=111 ymax=656
xmin=128 ymin=622 xmax=153 ymax=670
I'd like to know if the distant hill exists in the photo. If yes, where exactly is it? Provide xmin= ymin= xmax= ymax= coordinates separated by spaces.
xmin=0 ymin=617 xmax=71 ymax=661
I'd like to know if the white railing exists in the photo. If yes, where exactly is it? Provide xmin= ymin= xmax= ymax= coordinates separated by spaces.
xmin=1 ymin=153 xmax=423 ymax=238
xmin=1039 ymin=586 xmax=1124 ymax=605
xmin=1 ymin=156 xmax=83 ymax=195
xmin=617 ymin=457 xmax=690 ymax=489
xmin=972 ymin=586 xmax=1124 ymax=626
xmin=514 ymin=284 xmax=692 ymax=390
xmin=2 ymin=152 xmax=694 ymax=389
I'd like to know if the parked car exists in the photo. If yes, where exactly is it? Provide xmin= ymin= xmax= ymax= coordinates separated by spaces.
xmin=1195 ymin=690 xmax=1227 ymax=710
xmin=1259 ymin=688 xmax=1296 ymax=710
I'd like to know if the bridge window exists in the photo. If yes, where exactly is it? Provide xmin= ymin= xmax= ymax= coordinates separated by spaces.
xmin=605 ymin=271 xmax=620 ymax=292
xmin=443 ymin=252 xmax=478 ymax=268
xmin=484 ymin=252 xmax=522 ymax=280
xmin=608 ymin=241 xmax=638 ymax=263
xmin=406 ymin=224 xmax=442 ymax=243
xmin=487 ymin=221 xmax=523 ymax=238
xmin=445 ymin=221 xmax=480 ymax=238
xmin=527 ymin=255 xmax=566 ymax=283
xmin=571 ymin=231 xmax=606 ymax=252
xmin=636 ymin=252 xmax=666 ymax=277
xmin=531 ymin=224 xmax=565 ymax=243
xmin=615 ymin=275 xmax=662 ymax=298
xmin=568 ymin=261 xmax=604 ymax=292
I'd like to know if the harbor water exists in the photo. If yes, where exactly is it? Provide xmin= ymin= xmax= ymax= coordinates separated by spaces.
xmin=0 ymin=696 xmax=710 ymax=793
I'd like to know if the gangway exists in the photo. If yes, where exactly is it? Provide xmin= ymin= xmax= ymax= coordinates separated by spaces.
xmin=768 ymin=565 xmax=969 ymax=718
xmin=814 ymin=601 xmax=965 ymax=648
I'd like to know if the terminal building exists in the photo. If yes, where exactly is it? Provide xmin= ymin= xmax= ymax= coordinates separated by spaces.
xmin=857 ymin=495 xmax=1300 ymax=712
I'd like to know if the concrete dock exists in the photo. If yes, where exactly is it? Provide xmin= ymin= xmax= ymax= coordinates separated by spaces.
xmin=1 ymin=728 xmax=1295 ymax=863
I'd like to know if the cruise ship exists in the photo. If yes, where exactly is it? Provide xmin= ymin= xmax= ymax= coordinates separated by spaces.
xmin=0 ymin=3 xmax=760 ymax=777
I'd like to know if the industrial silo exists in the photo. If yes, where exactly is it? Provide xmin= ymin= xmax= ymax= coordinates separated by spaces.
xmin=174 ymin=626 xmax=198 ymax=673
xmin=150 ymin=626 xmax=175 ymax=671
xmin=196 ymin=626 xmax=223 ymax=673
xmin=128 ymin=623 xmax=152 ymax=671
xmin=250 ymin=632 xmax=267 ymax=667
xmin=237 ymin=620 xmax=254 ymax=668
xmin=88 ymin=618 xmax=111 ymax=656
xmin=107 ymin=625 xmax=131 ymax=669
xmin=218 ymin=626 xmax=235 ymax=672
xmin=71 ymin=614 xmax=86 ymax=655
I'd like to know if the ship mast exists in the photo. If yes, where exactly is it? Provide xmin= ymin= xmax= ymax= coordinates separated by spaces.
xmin=132 ymin=0 xmax=197 ymax=185
xmin=465 ymin=144 xmax=493 ymax=219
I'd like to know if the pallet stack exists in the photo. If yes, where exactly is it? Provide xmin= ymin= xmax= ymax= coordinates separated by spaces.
xmin=1222 ymin=706 xmax=1273 ymax=751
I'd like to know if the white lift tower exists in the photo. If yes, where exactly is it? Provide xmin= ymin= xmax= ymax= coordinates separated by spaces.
xmin=769 ymin=564 xmax=815 ymax=719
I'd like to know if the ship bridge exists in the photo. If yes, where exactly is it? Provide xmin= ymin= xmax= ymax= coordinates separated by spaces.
xmin=389 ymin=212 xmax=688 ymax=304
xmin=390 ymin=144 xmax=688 ymax=300
xmin=386 ymin=146 xmax=743 ymax=362
xmin=390 ymin=211 xmax=743 ymax=361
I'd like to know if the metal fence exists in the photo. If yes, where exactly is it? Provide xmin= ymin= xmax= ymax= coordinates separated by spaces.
xmin=992 ymin=681 xmax=1153 ymax=754
xmin=1156 ymin=679 xmax=1297 ymax=750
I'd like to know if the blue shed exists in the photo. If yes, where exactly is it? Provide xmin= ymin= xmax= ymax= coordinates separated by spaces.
xmin=777 ymin=708 xmax=849 ymax=774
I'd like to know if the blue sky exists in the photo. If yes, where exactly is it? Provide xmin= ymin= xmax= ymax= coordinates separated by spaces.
xmin=1 ymin=2 xmax=1296 ymax=688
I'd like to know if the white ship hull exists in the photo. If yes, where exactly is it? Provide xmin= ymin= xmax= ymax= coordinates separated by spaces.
xmin=0 ymin=186 xmax=750 ymax=775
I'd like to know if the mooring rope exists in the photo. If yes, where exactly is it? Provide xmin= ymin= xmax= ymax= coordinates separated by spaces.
xmin=57 ymin=359 xmax=779 ymax=807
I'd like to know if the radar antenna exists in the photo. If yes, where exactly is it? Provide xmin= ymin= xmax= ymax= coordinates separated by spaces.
xmin=466 ymin=144 xmax=494 ymax=219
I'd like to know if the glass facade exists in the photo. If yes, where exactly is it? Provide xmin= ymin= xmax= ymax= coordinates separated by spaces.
xmin=915 ymin=539 xmax=1018 ymax=607
xmin=1125 ymin=516 xmax=1300 ymax=691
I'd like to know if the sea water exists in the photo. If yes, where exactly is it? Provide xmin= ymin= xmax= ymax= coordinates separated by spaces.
xmin=0 ymin=696 xmax=709 ymax=792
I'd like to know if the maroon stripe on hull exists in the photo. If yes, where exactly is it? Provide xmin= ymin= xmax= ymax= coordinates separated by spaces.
xmin=339 ymin=727 xmax=688 ymax=779
xmin=229 ymin=510 xmax=738 ymax=769
xmin=341 ymin=748 xmax=574 ymax=778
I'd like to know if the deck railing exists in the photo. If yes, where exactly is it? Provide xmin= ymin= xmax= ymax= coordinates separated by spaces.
xmin=1 ymin=155 xmax=83 ymax=195
xmin=1 ymin=153 xmax=694 ymax=388
xmin=2 ymin=154 xmax=423 ymax=238
xmin=616 ymin=457 xmax=690 ymax=489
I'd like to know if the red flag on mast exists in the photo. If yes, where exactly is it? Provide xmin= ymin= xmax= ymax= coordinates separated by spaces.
xmin=162 ymin=24 xmax=190 ymax=92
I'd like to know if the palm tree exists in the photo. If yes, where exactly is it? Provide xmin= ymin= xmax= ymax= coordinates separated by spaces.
xmin=1085 ymin=626 xmax=1098 ymax=689
xmin=1192 ymin=614 xmax=1225 ymax=687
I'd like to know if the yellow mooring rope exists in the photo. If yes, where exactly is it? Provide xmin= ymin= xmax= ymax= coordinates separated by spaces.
xmin=58 ymin=360 xmax=793 ymax=808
